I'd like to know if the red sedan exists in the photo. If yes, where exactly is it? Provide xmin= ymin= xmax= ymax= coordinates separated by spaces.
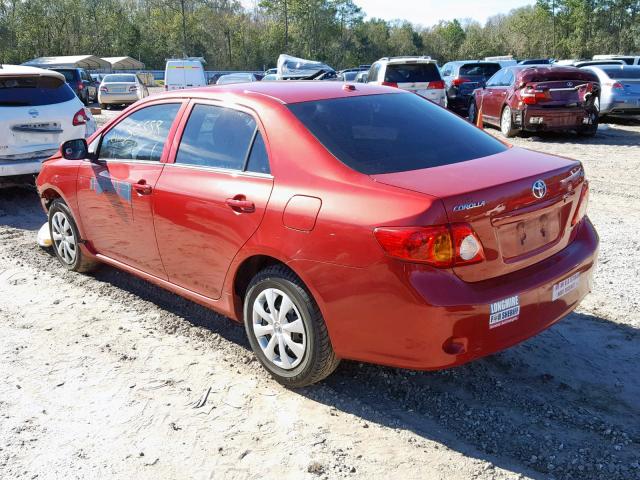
xmin=36 ymin=82 xmax=598 ymax=387
xmin=469 ymin=66 xmax=600 ymax=137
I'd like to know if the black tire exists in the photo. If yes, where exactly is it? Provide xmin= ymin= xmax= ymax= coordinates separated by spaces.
xmin=99 ymin=103 xmax=107 ymax=110
xmin=48 ymin=199 xmax=99 ymax=273
xmin=500 ymin=105 xmax=518 ymax=138
xmin=468 ymin=97 xmax=478 ymax=124
xmin=243 ymin=265 xmax=340 ymax=387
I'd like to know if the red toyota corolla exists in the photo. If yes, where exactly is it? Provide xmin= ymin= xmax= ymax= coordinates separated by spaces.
xmin=36 ymin=82 xmax=598 ymax=387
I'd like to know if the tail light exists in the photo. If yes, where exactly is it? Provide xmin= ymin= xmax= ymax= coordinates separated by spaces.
xmin=72 ymin=108 xmax=88 ymax=126
xmin=382 ymin=81 xmax=398 ymax=88
xmin=99 ymin=86 xmax=109 ymax=93
xmin=521 ymin=86 xmax=551 ymax=104
xmin=128 ymin=85 xmax=138 ymax=92
xmin=451 ymin=77 xmax=471 ymax=87
xmin=374 ymin=223 xmax=485 ymax=268
xmin=605 ymin=81 xmax=623 ymax=89
xmin=571 ymin=181 xmax=589 ymax=226
xmin=77 ymin=81 xmax=84 ymax=90
xmin=427 ymin=80 xmax=445 ymax=90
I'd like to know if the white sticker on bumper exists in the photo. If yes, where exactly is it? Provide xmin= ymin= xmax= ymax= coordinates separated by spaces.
xmin=552 ymin=272 xmax=580 ymax=301
xmin=489 ymin=295 xmax=520 ymax=329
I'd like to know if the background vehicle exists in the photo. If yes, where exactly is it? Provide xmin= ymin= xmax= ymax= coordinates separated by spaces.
xmin=37 ymin=82 xmax=596 ymax=387
xmin=440 ymin=60 xmax=501 ymax=112
xmin=485 ymin=55 xmax=518 ymax=67
xmin=52 ymin=67 xmax=96 ymax=105
xmin=261 ymin=73 xmax=278 ymax=81
xmin=98 ymin=74 xmax=149 ymax=109
xmin=572 ymin=59 xmax=625 ymax=68
xmin=469 ymin=65 xmax=599 ymax=137
xmin=519 ymin=58 xmax=553 ymax=65
xmin=0 ymin=65 xmax=95 ymax=180
xmin=216 ymin=73 xmax=259 ymax=85
xmin=367 ymin=56 xmax=446 ymax=106
xmin=582 ymin=65 xmax=640 ymax=117
xmin=164 ymin=59 xmax=206 ymax=91
xmin=354 ymin=71 xmax=368 ymax=83
xmin=593 ymin=54 xmax=640 ymax=66
xmin=337 ymin=71 xmax=359 ymax=82
xmin=276 ymin=54 xmax=337 ymax=80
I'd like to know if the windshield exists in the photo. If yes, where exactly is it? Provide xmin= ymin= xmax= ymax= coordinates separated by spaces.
xmin=104 ymin=74 xmax=136 ymax=83
xmin=384 ymin=63 xmax=440 ymax=83
xmin=459 ymin=63 xmax=501 ymax=77
xmin=288 ymin=93 xmax=507 ymax=175
xmin=0 ymin=76 xmax=76 ymax=107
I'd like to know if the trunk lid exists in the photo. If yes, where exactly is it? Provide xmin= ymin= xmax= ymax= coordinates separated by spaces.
xmin=371 ymin=147 xmax=585 ymax=282
xmin=102 ymin=82 xmax=136 ymax=94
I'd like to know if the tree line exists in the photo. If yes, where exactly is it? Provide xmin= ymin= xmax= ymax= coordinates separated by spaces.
xmin=0 ymin=0 xmax=638 ymax=71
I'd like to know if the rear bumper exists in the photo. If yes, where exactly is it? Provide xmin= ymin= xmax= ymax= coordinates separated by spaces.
xmin=0 ymin=154 xmax=53 ymax=177
xmin=515 ymin=107 xmax=593 ymax=131
xmin=600 ymin=97 xmax=640 ymax=115
xmin=293 ymin=217 xmax=598 ymax=370
xmin=98 ymin=93 xmax=139 ymax=104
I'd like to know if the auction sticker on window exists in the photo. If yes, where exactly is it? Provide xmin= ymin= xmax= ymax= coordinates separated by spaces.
xmin=489 ymin=295 xmax=520 ymax=329
xmin=552 ymin=272 xmax=580 ymax=301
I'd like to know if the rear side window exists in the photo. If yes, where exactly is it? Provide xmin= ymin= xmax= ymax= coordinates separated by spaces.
xmin=459 ymin=63 xmax=501 ymax=77
xmin=602 ymin=68 xmax=640 ymax=79
xmin=99 ymin=103 xmax=181 ymax=161
xmin=53 ymin=69 xmax=77 ymax=83
xmin=245 ymin=131 xmax=270 ymax=174
xmin=288 ymin=93 xmax=507 ymax=175
xmin=384 ymin=63 xmax=440 ymax=83
xmin=0 ymin=76 xmax=76 ymax=107
xmin=176 ymin=104 xmax=256 ymax=170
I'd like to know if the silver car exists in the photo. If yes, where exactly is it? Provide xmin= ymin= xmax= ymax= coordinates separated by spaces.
xmin=216 ymin=73 xmax=258 ymax=85
xmin=582 ymin=65 xmax=640 ymax=116
xmin=98 ymin=74 xmax=149 ymax=109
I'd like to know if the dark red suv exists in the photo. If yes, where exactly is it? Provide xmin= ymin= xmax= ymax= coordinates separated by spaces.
xmin=37 ymin=82 xmax=598 ymax=386
xmin=469 ymin=66 xmax=600 ymax=137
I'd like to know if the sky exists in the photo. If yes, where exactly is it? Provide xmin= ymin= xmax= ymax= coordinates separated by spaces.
xmin=352 ymin=0 xmax=535 ymax=27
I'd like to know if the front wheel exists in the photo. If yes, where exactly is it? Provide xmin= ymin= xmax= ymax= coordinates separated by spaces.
xmin=48 ymin=199 xmax=99 ymax=273
xmin=500 ymin=105 xmax=518 ymax=138
xmin=244 ymin=265 xmax=340 ymax=387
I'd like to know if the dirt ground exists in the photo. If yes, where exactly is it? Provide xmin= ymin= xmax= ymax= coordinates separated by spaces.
xmin=1 ymin=115 xmax=639 ymax=480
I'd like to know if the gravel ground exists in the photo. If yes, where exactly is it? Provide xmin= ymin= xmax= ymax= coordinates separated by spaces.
xmin=0 ymin=116 xmax=639 ymax=480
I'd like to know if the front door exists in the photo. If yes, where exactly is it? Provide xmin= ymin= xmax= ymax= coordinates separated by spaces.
xmin=76 ymin=101 xmax=184 ymax=278
xmin=153 ymin=102 xmax=274 ymax=299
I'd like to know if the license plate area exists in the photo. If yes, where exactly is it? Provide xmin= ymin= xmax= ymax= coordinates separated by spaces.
xmin=496 ymin=207 xmax=563 ymax=260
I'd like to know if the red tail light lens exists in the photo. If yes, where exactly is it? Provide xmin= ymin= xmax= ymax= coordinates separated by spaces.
xmin=571 ymin=181 xmax=590 ymax=226
xmin=99 ymin=86 xmax=108 ymax=93
xmin=451 ymin=77 xmax=471 ymax=87
xmin=77 ymin=82 xmax=84 ymax=90
xmin=374 ymin=223 xmax=484 ymax=268
xmin=521 ymin=86 xmax=551 ymax=104
xmin=428 ymin=80 xmax=445 ymax=90
xmin=605 ymin=81 xmax=623 ymax=89
xmin=382 ymin=81 xmax=398 ymax=88
xmin=72 ymin=108 xmax=88 ymax=126
xmin=128 ymin=85 xmax=137 ymax=92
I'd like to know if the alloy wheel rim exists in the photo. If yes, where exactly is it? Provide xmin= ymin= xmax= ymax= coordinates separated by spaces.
xmin=252 ymin=288 xmax=306 ymax=370
xmin=501 ymin=108 xmax=511 ymax=134
xmin=51 ymin=212 xmax=77 ymax=265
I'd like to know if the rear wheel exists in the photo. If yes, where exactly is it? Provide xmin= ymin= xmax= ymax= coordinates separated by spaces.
xmin=468 ymin=98 xmax=478 ymax=124
xmin=48 ymin=199 xmax=99 ymax=273
xmin=500 ymin=105 xmax=518 ymax=137
xmin=578 ymin=109 xmax=599 ymax=137
xmin=244 ymin=265 xmax=340 ymax=387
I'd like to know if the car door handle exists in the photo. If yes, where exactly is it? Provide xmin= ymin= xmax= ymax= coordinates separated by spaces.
xmin=133 ymin=180 xmax=152 ymax=195
xmin=226 ymin=197 xmax=255 ymax=213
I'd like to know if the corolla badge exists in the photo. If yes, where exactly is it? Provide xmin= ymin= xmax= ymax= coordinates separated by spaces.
xmin=532 ymin=179 xmax=547 ymax=199
xmin=453 ymin=200 xmax=486 ymax=212
xmin=28 ymin=108 xmax=39 ymax=118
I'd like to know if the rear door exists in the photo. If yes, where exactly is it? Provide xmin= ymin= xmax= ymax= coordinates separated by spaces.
xmin=153 ymin=101 xmax=274 ymax=299
xmin=76 ymin=100 xmax=186 ymax=278
xmin=384 ymin=62 xmax=443 ymax=103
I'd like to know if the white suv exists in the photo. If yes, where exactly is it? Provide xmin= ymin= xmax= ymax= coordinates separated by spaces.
xmin=366 ymin=56 xmax=446 ymax=107
xmin=0 ymin=65 xmax=96 ymax=180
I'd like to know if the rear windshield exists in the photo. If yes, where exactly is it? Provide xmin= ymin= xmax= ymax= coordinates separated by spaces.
xmin=53 ymin=69 xmax=78 ymax=83
xmin=104 ymin=74 xmax=136 ymax=83
xmin=288 ymin=93 xmax=507 ymax=175
xmin=0 ymin=76 xmax=76 ymax=107
xmin=384 ymin=63 xmax=440 ymax=83
xmin=602 ymin=67 xmax=640 ymax=79
xmin=459 ymin=63 xmax=501 ymax=77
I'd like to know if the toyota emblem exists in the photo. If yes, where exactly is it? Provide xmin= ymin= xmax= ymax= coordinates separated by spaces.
xmin=532 ymin=180 xmax=547 ymax=199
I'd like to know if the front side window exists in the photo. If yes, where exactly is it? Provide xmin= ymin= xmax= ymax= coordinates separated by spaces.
xmin=288 ymin=93 xmax=507 ymax=175
xmin=99 ymin=103 xmax=181 ymax=161
xmin=175 ymin=104 xmax=257 ymax=170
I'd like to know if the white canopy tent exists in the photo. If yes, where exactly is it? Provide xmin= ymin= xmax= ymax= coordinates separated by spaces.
xmin=102 ymin=56 xmax=145 ymax=70
xmin=22 ymin=55 xmax=112 ymax=71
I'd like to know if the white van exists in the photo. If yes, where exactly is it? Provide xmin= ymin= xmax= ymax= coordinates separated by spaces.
xmin=164 ymin=59 xmax=206 ymax=91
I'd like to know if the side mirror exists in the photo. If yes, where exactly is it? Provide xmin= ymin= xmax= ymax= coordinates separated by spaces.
xmin=61 ymin=138 xmax=89 ymax=160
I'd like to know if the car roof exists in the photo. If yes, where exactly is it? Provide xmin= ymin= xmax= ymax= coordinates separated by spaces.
xmin=449 ymin=60 xmax=500 ymax=65
xmin=0 ymin=64 xmax=65 ymax=81
xmin=163 ymin=81 xmax=401 ymax=104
